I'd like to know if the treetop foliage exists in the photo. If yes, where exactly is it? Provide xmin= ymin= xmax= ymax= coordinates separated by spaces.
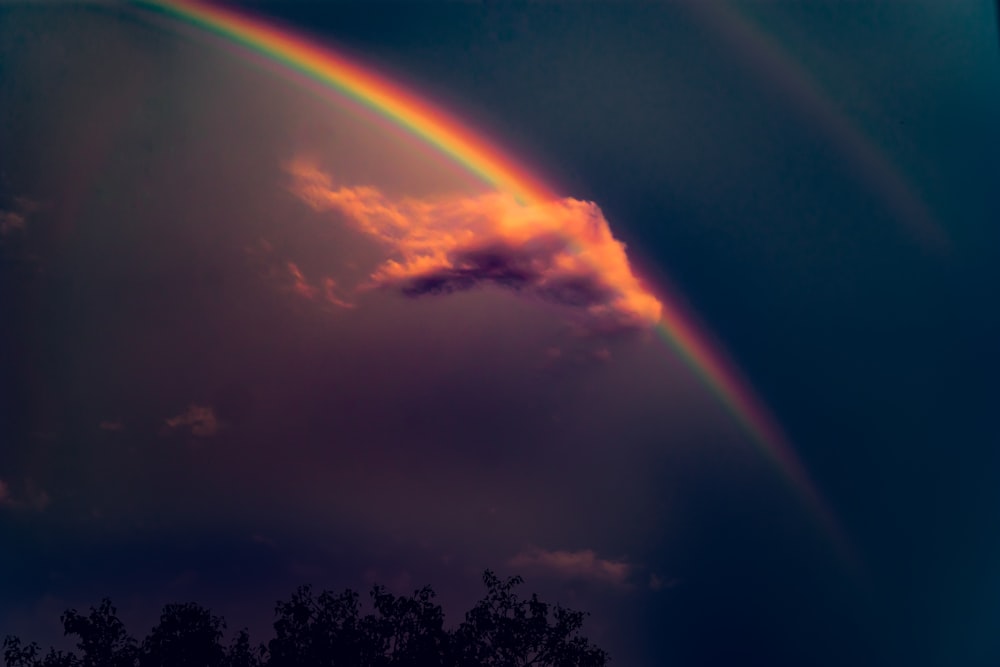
xmin=4 ymin=571 xmax=609 ymax=667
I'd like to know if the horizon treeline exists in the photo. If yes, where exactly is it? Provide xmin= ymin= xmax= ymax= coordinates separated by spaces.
xmin=3 ymin=570 xmax=609 ymax=667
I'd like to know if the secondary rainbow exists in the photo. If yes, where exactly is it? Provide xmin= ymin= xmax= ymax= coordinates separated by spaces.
xmin=686 ymin=1 xmax=943 ymax=249
xmin=137 ymin=0 xmax=849 ymax=552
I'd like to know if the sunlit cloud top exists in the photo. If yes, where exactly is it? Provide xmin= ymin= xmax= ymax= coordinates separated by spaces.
xmin=286 ymin=161 xmax=662 ymax=332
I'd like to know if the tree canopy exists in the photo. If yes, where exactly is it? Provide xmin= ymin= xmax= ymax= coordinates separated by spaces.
xmin=4 ymin=571 xmax=609 ymax=667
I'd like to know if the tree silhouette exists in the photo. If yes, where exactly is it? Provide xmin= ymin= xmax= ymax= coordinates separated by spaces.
xmin=267 ymin=586 xmax=365 ymax=667
xmin=3 ymin=571 xmax=609 ymax=667
xmin=363 ymin=585 xmax=450 ymax=666
xmin=454 ymin=571 xmax=609 ymax=667
xmin=3 ymin=599 xmax=137 ymax=667
xmin=224 ymin=630 xmax=264 ymax=667
xmin=63 ymin=599 xmax=138 ymax=667
xmin=141 ymin=602 xmax=226 ymax=667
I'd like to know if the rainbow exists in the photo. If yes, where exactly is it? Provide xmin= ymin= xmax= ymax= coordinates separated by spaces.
xmin=687 ymin=1 xmax=944 ymax=250
xmin=136 ymin=0 xmax=851 ymax=555
xmin=139 ymin=0 xmax=552 ymax=205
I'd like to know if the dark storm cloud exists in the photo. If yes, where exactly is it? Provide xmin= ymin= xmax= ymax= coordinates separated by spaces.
xmin=285 ymin=161 xmax=662 ymax=333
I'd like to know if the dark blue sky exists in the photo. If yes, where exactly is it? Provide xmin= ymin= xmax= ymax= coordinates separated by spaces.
xmin=2 ymin=2 xmax=999 ymax=665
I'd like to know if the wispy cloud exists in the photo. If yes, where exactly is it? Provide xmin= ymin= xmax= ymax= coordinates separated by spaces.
xmin=648 ymin=573 xmax=680 ymax=591
xmin=99 ymin=420 xmax=125 ymax=432
xmin=286 ymin=262 xmax=355 ymax=309
xmin=0 ymin=211 xmax=25 ymax=236
xmin=509 ymin=547 xmax=632 ymax=586
xmin=286 ymin=161 xmax=662 ymax=333
xmin=245 ymin=238 xmax=355 ymax=310
xmin=0 ymin=196 xmax=41 ymax=237
xmin=163 ymin=404 xmax=220 ymax=438
xmin=0 ymin=478 xmax=51 ymax=512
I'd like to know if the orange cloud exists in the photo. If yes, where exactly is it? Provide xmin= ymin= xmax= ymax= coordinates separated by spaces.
xmin=286 ymin=262 xmax=354 ymax=309
xmin=164 ymin=404 xmax=220 ymax=438
xmin=286 ymin=161 xmax=662 ymax=332
xmin=0 ymin=197 xmax=42 ymax=237
xmin=509 ymin=547 xmax=631 ymax=586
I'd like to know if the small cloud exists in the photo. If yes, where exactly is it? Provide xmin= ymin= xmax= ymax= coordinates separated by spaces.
xmin=286 ymin=262 xmax=354 ymax=309
xmin=285 ymin=161 xmax=662 ymax=333
xmin=245 ymin=237 xmax=274 ymax=256
xmin=288 ymin=261 xmax=316 ymax=299
xmin=99 ymin=420 xmax=124 ymax=432
xmin=27 ymin=484 xmax=51 ymax=511
xmin=318 ymin=277 xmax=355 ymax=309
xmin=509 ymin=547 xmax=632 ymax=586
xmin=648 ymin=574 xmax=680 ymax=591
xmin=0 ymin=478 xmax=51 ymax=512
xmin=0 ymin=196 xmax=42 ymax=237
xmin=164 ymin=404 xmax=220 ymax=438
xmin=250 ymin=534 xmax=275 ymax=548
xmin=0 ymin=211 xmax=25 ymax=236
xmin=247 ymin=239 xmax=355 ymax=310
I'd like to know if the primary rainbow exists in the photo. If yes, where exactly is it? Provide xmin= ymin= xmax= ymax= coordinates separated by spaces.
xmin=137 ymin=0 xmax=849 ymax=553
xmin=140 ymin=0 xmax=552 ymax=205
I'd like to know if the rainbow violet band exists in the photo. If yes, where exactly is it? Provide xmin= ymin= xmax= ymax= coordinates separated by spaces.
xmin=135 ymin=0 xmax=851 ymax=557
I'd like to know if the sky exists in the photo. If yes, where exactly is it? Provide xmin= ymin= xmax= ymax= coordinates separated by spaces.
xmin=1 ymin=2 xmax=999 ymax=665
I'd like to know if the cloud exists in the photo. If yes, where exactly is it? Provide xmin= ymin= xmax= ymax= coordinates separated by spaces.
xmin=0 ymin=196 xmax=41 ymax=237
xmin=648 ymin=573 xmax=679 ymax=591
xmin=164 ymin=404 xmax=220 ymax=437
xmin=99 ymin=420 xmax=125 ymax=432
xmin=285 ymin=161 xmax=662 ymax=332
xmin=0 ymin=211 xmax=25 ymax=236
xmin=245 ymin=239 xmax=355 ymax=309
xmin=286 ymin=262 xmax=355 ymax=309
xmin=0 ymin=478 xmax=51 ymax=512
xmin=509 ymin=547 xmax=632 ymax=586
